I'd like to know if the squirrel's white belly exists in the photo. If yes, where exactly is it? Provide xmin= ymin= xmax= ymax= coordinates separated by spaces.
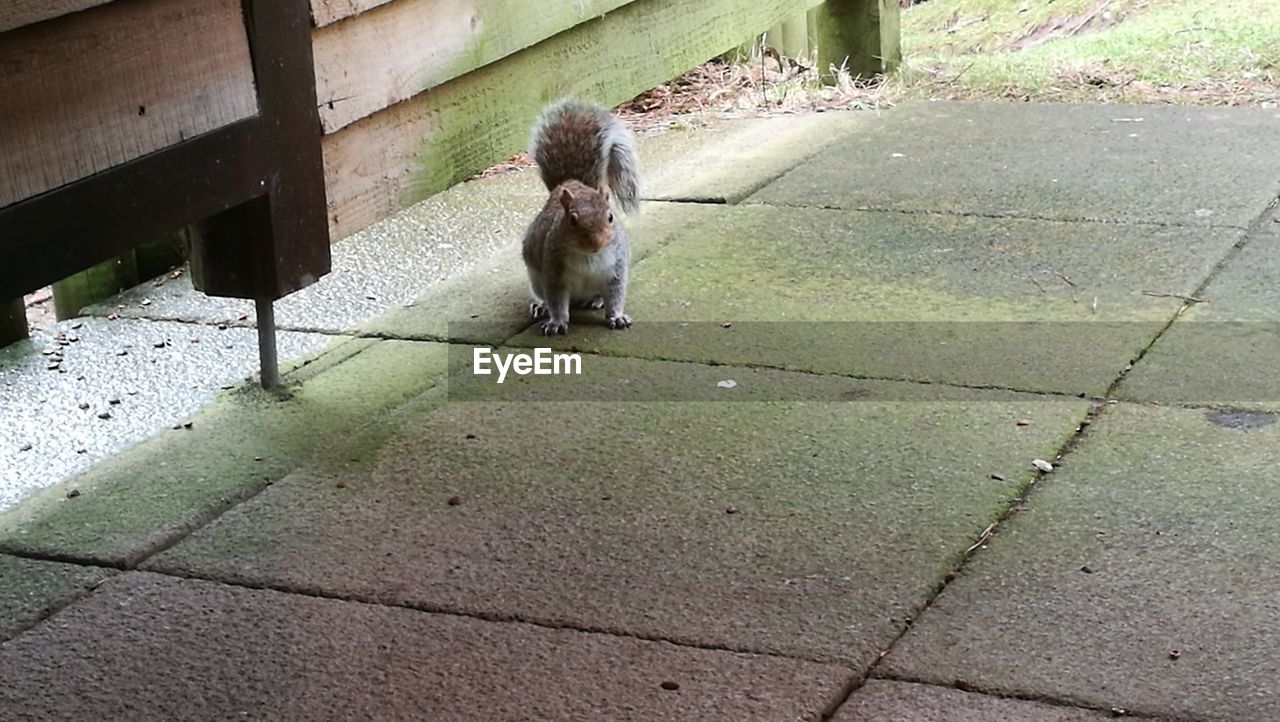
xmin=563 ymin=246 xmax=618 ymax=300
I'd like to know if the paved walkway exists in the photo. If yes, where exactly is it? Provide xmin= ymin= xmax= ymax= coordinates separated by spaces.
xmin=3 ymin=101 xmax=1280 ymax=720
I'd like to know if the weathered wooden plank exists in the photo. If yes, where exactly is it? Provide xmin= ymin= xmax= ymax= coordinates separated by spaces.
xmin=0 ymin=0 xmax=258 ymax=208
xmin=313 ymin=0 xmax=636 ymax=133
xmin=0 ymin=0 xmax=114 ymax=34
xmin=310 ymin=0 xmax=394 ymax=27
xmin=810 ymin=0 xmax=901 ymax=78
xmin=0 ymin=119 xmax=265 ymax=299
xmin=321 ymin=0 xmax=827 ymax=241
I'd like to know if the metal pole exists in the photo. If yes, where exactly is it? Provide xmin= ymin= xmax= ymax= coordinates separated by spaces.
xmin=255 ymin=297 xmax=279 ymax=389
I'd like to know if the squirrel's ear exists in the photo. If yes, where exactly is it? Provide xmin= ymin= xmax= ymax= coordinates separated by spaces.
xmin=558 ymin=187 xmax=575 ymax=213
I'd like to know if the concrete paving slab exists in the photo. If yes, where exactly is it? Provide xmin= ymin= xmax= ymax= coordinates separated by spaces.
xmin=749 ymin=101 xmax=1280 ymax=228
xmin=0 ymin=339 xmax=449 ymax=567
xmin=0 ymin=316 xmax=338 ymax=512
xmin=1117 ymin=235 xmax=1280 ymax=409
xmin=504 ymin=205 xmax=1238 ymax=396
xmin=0 ymin=555 xmax=112 ymax=641
xmin=0 ymin=572 xmax=854 ymax=721
xmin=360 ymin=202 xmax=720 ymax=345
xmin=832 ymin=680 xmax=1112 ymax=721
xmin=637 ymin=111 xmax=868 ymax=204
xmin=149 ymin=353 xmax=1090 ymax=669
xmin=878 ymin=402 xmax=1280 ymax=721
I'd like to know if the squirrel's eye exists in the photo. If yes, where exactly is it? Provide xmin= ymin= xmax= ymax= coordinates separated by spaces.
xmin=607 ymin=212 xmax=614 ymax=223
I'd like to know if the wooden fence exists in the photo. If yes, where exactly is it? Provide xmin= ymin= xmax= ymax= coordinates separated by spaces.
xmin=0 ymin=0 xmax=899 ymax=383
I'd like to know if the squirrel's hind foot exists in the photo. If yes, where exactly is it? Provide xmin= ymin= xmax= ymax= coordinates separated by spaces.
xmin=580 ymin=296 xmax=605 ymax=310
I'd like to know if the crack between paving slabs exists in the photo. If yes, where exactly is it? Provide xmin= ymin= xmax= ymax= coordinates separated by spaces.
xmin=821 ymin=192 xmax=1280 ymax=719
xmin=5 ymin=339 xmax=448 ymax=578
xmin=131 ymin=565 xmax=861 ymax=674
xmin=739 ymin=199 xmax=1254 ymax=233
xmin=0 ymin=558 xmax=856 ymax=719
xmin=0 ymin=550 xmax=120 ymax=645
xmin=858 ymin=672 xmax=1195 ymax=722
xmin=64 ymin=304 xmax=364 ymax=343
xmin=641 ymin=160 xmax=822 ymax=206
xmin=481 ymin=338 xmax=1106 ymax=402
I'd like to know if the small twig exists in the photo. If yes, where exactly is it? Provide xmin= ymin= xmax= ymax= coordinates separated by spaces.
xmin=1141 ymin=291 xmax=1208 ymax=304
xmin=965 ymin=521 xmax=998 ymax=554
xmin=1071 ymin=290 xmax=1080 ymax=304
xmin=949 ymin=62 xmax=977 ymax=84
xmin=1030 ymin=277 xmax=1047 ymax=293
xmin=1054 ymin=271 xmax=1076 ymax=287
xmin=1092 ymin=296 xmax=1098 ymax=314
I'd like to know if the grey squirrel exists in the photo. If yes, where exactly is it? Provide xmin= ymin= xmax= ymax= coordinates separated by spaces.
xmin=521 ymin=98 xmax=640 ymax=335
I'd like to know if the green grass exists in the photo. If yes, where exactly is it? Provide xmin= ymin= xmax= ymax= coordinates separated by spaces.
xmin=895 ymin=0 xmax=1280 ymax=105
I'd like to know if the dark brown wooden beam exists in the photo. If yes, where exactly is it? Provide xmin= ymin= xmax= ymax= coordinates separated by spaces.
xmin=190 ymin=0 xmax=330 ymax=302
xmin=0 ymin=119 xmax=265 ymax=299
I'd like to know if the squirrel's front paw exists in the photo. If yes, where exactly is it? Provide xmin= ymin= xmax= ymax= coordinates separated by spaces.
xmin=606 ymin=313 xmax=632 ymax=330
xmin=529 ymin=302 xmax=547 ymax=319
xmin=541 ymin=320 xmax=568 ymax=335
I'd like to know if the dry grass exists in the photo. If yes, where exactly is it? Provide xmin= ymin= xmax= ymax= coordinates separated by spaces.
xmin=475 ymin=0 xmax=1277 ymax=179
xmin=474 ymin=36 xmax=891 ymax=179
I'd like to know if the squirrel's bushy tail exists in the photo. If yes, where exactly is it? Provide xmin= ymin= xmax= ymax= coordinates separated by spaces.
xmin=529 ymin=98 xmax=640 ymax=215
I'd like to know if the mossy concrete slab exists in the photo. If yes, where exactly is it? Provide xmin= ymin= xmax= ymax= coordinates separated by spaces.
xmin=0 ymin=339 xmax=449 ymax=567
xmin=150 ymin=353 xmax=1089 ymax=668
xmin=0 ymin=316 xmax=337 ymax=512
xmin=1117 ymin=235 xmax=1280 ymax=409
xmin=359 ymin=202 xmax=720 ymax=345
xmin=637 ymin=111 xmax=868 ymax=204
xmin=0 ymin=555 xmax=112 ymax=642
xmin=749 ymin=101 xmax=1280 ymax=228
xmin=0 ymin=573 xmax=851 ymax=721
xmin=879 ymin=403 xmax=1280 ymax=721
xmin=832 ymin=680 xmax=1110 ymax=721
xmin=505 ymin=205 xmax=1238 ymax=396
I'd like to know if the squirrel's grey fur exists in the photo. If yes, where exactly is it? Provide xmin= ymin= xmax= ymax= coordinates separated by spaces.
xmin=521 ymin=98 xmax=640 ymax=335
xmin=527 ymin=97 xmax=640 ymax=214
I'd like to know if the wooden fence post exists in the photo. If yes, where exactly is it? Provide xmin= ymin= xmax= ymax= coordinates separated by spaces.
xmin=51 ymin=253 xmax=139 ymax=320
xmin=777 ymin=14 xmax=812 ymax=61
xmin=809 ymin=0 xmax=901 ymax=81
xmin=1 ymin=298 xmax=28 ymax=346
